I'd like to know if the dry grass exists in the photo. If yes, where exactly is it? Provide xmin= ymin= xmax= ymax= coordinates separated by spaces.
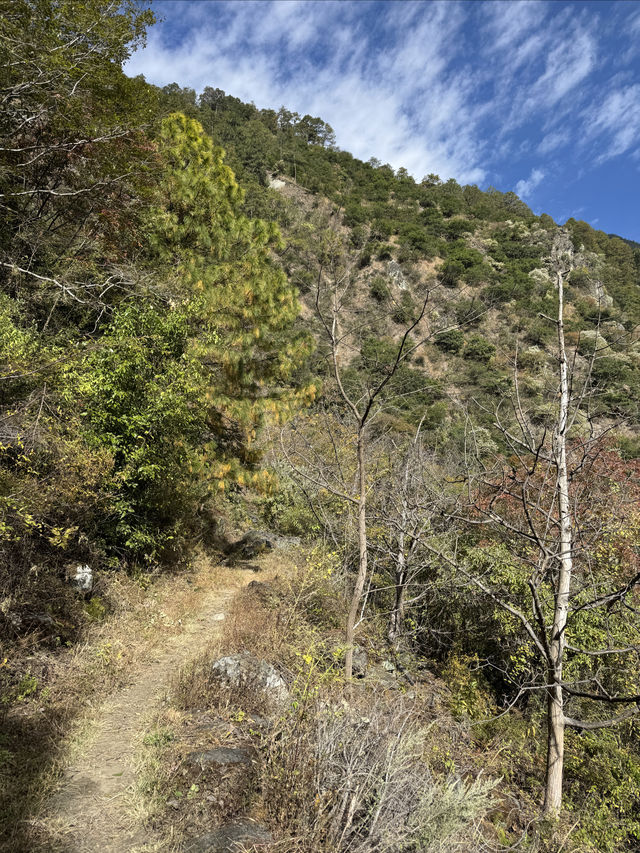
xmin=131 ymin=547 xmax=327 ymax=848
xmin=134 ymin=548 xmax=500 ymax=853
xmin=262 ymin=689 xmax=496 ymax=853
xmin=0 ymin=550 xmax=244 ymax=853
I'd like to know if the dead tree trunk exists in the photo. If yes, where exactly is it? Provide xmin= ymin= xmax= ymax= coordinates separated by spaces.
xmin=543 ymin=265 xmax=573 ymax=816
xmin=387 ymin=447 xmax=411 ymax=645
xmin=345 ymin=432 xmax=368 ymax=681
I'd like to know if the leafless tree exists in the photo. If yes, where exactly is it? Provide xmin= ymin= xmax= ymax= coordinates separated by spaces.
xmin=368 ymin=418 xmax=450 ymax=647
xmin=280 ymin=221 xmax=476 ymax=681
xmin=448 ymin=231 xmax=640 ymax=815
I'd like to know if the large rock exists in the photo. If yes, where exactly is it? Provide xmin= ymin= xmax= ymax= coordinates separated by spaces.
xmin=225 ymin=530 xmax=274 ymax=561
xmin=352 ymin=645 xmax=369 ymax=678
xmin=211 ymin=652 xmax=289 ymax=702
xmin=184 ymin=747 xmax=253 ymax=769
xmin=246 ymin=580 xmax=278 ymax=603
xmin=185 ymin=821 xmax=272 ymax=852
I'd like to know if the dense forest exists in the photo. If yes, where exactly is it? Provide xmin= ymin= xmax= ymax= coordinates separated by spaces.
xmin=2 ymin=3 xmax=640 ymax=852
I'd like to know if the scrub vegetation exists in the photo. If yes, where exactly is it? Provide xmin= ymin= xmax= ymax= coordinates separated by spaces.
xmin=2 ymin=3 xmax=640 ymax=851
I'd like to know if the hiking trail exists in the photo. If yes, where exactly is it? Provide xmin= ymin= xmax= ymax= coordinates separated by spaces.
xmin=43 ymin=568 xmax=256 ymax=853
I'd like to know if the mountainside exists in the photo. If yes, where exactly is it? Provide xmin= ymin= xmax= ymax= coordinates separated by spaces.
xmin=161 ymin=83 xmax=640 ymax=445
xmin=2 ymin=6 xmax=640 ymax=852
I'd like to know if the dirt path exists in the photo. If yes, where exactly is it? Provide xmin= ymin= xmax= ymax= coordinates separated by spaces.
xmin=44 ymin=570 xmax=255 ymax=853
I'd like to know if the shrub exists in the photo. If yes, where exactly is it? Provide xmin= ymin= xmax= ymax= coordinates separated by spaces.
xmin=439 ymin=260 xmax=464 ymax=288
xmin=444 ymin=219 xmax=475 ymax=240
xmin=343 ymin=202 xmax=367 ymax=227
xmin=350 ymin=224 xmax=368 ymax=248
xmin=592 ymin=355 xmax=630 ymax=384
xmin=371 ymin=218 xmax=393 ymax=240
xmin=263 ymin=693 xmax=496 ymax=852
xmin=524 ymin=317 xmax=555 ymax=346
xmin=369 ymin=276 xmax=390 ymax=303
xmin=398 ymin=223 xmax=435 ymax=257
xmin=423 ymin=401 xmax=447 ymax=429
xmin=568 ymin=266 xmax=591 ymax=289
xmin=618 ymin=435 xmax=640 ymax=460
xmin=446 ymin=244 xmax=484 ymax=269
xmin=517 ymin=346 xmax=546 ymax=371
xmin=435 ymin=329 xmax=464 ymax=354
xmin=454 ymin=299 xmax=482 ymax=328
xmin=463 ymin=336 xmax=495 ymax=363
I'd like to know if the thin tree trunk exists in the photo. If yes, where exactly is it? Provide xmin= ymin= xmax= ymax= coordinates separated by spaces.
xmin=388 ymin=533 xmax=406 ymax=645
xmin=544 ymin=268 xmax=573 ymax=817
xmin=345 ymin=430 xmax=368 ymax=681
xmin=388 ymin=450 xmax=411 ymax=645
xmin=544 ymin=675 xmax=566 ymax=815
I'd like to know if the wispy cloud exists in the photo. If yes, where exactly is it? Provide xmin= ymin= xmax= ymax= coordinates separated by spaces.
xmin=584 ymin=84 xmax=640 ymax=164
xmin=126 ymin=0 xmax=640 ymax=198
xmin=128 ymin=0 xmax=490 ymax=182
xmin=537 ymin=130 xmax=570 ymax=156
xmin=515 ymin=168 xmax=545 ymax=200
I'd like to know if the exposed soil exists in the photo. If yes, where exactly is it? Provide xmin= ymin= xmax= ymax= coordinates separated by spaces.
xmin=41 ymin=568 xmax=258 ymax=853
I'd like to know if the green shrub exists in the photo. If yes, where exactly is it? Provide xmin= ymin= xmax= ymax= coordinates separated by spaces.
xmin=524 ymin=317 xmax=555 ymax=345
xmin=444 ymin=219 xmax=475 ymax=240
xmin=464 ymin=336 xmax=495 ymax=363
xmin=343 ymin=201 xmax=367 ymax=226
xmin=439 ymin=260 xmax=464 ymax=288
xmin=369 ymin=276 xmax=390 ymax=303
xmin=617 ymin=435 xmax=640 ymax=459
xmin=446 ymin=244 xmax=484 ymax=269
xmin=592 ymin=355 xmax=630 ymax=384
xmin=454 ymin=298 xmax=483 ymax=327
xmin=464 ymin=263 xmax=493 ymax=286
xmin=350 ymin=224 xmax=368 ymax=248
xmin=371 ymin=218 xmax=393 ymax=240
xmin=435 ymin=329 xmax=464 ymax=354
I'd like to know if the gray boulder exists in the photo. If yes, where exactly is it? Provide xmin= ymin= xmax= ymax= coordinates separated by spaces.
xmin=352 ymin=645 xmax=369 ymax=678
xmin=185 ymin=820 xmax=272 ymax=852
xmin=184 ymin=747 xmax=253 ymax=769
xmin=211 ymin=652 xmax=289 ymax=702
xmin=246 ymin=580 xmax=278 ymax=602
xmin=225 ymin=530 xmax=274 ymax=561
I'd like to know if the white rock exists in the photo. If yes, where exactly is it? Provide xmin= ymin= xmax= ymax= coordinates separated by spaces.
xmin=73 ymin=564 xmax=93 ymax=593
xmin=211 ymin=652 xmax=289 ymax=701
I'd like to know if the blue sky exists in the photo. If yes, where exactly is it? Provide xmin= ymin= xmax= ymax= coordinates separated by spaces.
xmin=126 ymin=0 xmax=640 ymax=240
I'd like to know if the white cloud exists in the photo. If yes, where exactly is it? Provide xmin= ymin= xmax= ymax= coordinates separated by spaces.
xmin=124 ymin=0 xmax=639 ymax=191
xmin=584 ymin=84 xmax=640 ymax=164
xmin=483 ymin=0 xmax=548 ymax=57
xmin=127 ymin=0 xmax=487 ymax=182
xmin=515 ymin=168 xmax=545 ymax=199
xmin=537 ymin=129 xmax=570 ymax=155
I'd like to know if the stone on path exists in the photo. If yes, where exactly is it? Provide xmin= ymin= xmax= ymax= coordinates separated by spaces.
xmin=211 ymin=652 xmax=289 ymax=702
xmin=185 ymin=820 xmax=272 ymax=852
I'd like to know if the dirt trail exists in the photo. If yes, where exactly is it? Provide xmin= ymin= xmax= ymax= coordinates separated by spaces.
xmin=45 ymin=570 xmax=254 ymax=853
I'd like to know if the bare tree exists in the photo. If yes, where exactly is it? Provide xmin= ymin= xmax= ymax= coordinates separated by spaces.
xmin=450 ymin=231 xmax=640 ymax=816
xmin=368 ymin=419 xmax=448 ymax=647
xmin=281 ymin=222 xmax=473 ymax=681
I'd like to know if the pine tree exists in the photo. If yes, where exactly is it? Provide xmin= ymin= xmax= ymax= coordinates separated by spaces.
xmin=149 ymin=113 xmax=313 ymax=485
